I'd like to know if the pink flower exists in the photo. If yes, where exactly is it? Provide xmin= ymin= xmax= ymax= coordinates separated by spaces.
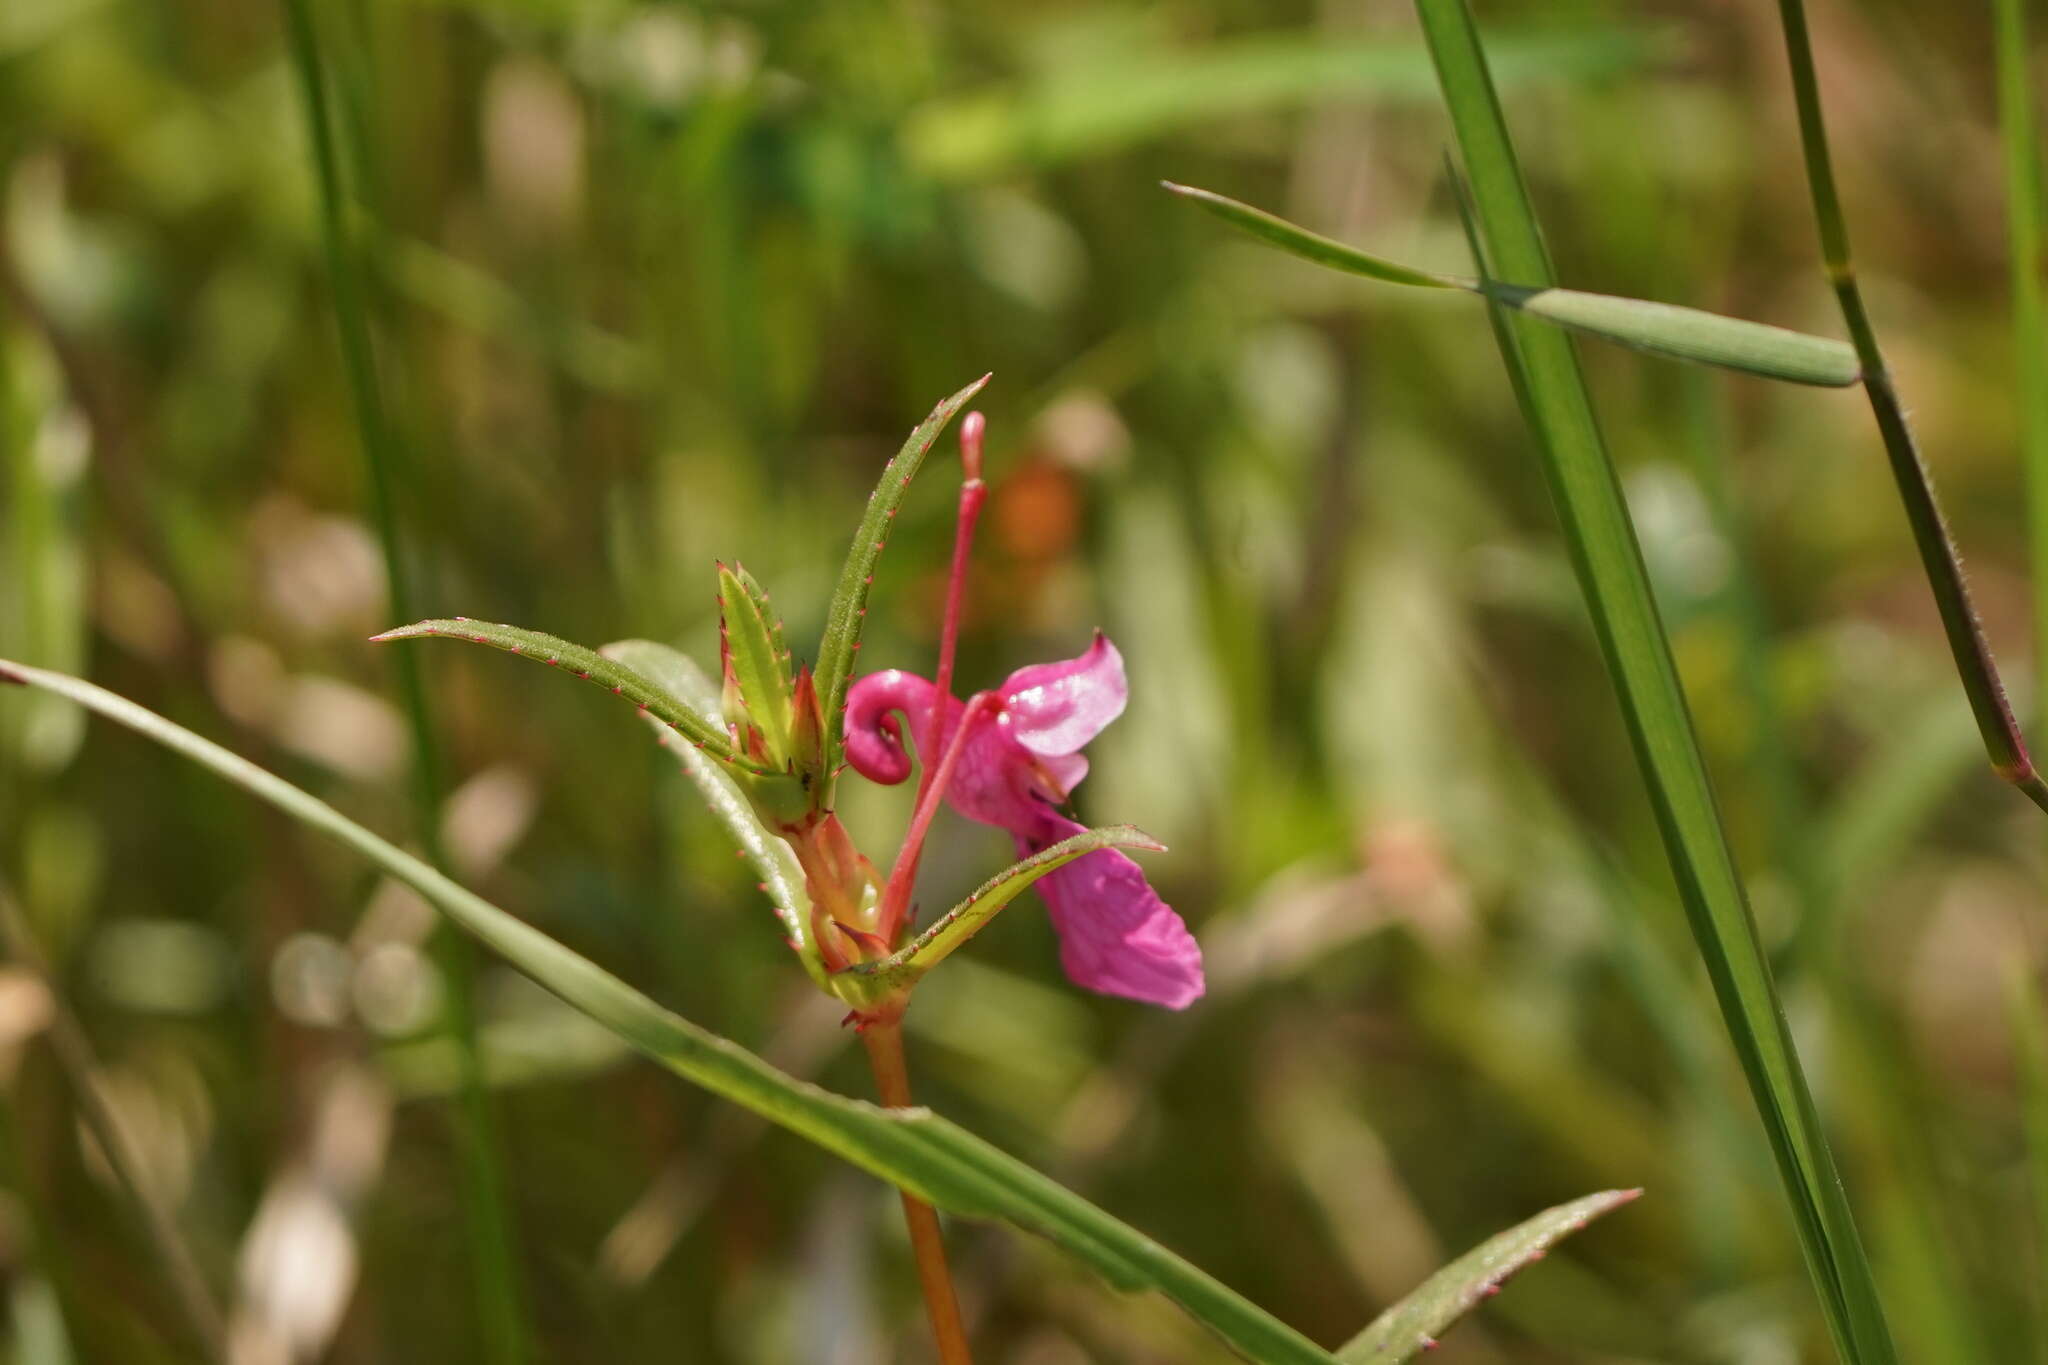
xmin=845 ymin=633 xmax=1204 ymax=1009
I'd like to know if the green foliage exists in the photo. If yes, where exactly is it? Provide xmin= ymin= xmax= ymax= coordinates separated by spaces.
xmin=7 ymin=0 xmax=2043 ymax=1357
xmin=600 ymin=639 xmax=823 ymax=985
xmin=375 ymin=619 xmax=747 ymax=766
xmin=1336 ymin=1189 xmax=1639 ymax=1363
xmin=1167 ymin=182 xmax=1859 ymax=386
xmin=815 ymin=375 xmax=988 ymax=798
xmin=717 ymin=563 xmax=796 ymax=764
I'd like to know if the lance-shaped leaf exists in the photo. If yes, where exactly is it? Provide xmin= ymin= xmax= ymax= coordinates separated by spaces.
xmin=816 ymin=376 xmax=990 ymax=797
xmin=832 ymin=825 xmax=1163 ymax=1007
xmin=1164 ymin=181 xmax=1860 ymax=387
xmin=1480 ymin=283 xmax=1860 ymax=387
xmin=601 ymin=639 xmax=822 ymax=986
xmin=1336 ymin=1189 xmax=1640 ymax=1364
xmin=371 ymin=618 xmax=766 ymax=774
xmin=0 ymin=659 xmax=1338 ymax=1365
xmin=718 ymin=564 xmax=795 ymax=765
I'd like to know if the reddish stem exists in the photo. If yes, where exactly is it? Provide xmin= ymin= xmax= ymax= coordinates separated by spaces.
xmin=861 ymin=1022 xmax=975 ymax=1364
xmin=878 ymin=691 xmax=994 ymax=943
xmin=881 ymin=413 xmax=987 ymax=944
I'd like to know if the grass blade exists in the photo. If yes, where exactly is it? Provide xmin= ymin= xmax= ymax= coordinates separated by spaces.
xmin=1415 ymin=2 xmax=1898 ymax=1360
xmin=1165 ymin=181 xmax=1858 ymax=385
xmin=1772 ymin=0 xmax=2048 ymax=814
xmin=1335 ymin=1189 xmax=1639 ymax=1364
xmin=1488 ymin=283 xmax=1857 ymax=386
xmin=816 ymin=376 xmax=989 ymax=793
xmin=1995 ymin=0 xmax=2048 ymax=723
xmin=0 ymin=659 xmax=1340 ymax=1365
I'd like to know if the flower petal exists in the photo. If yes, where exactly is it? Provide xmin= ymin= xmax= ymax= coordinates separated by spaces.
xmin=843 ymin=670 xmax=935 ymax=785
xmin=998 ymin=632 xmax=1128 ymax=758
xmin=1025 ymin=813 xmax=1204 ymax=1010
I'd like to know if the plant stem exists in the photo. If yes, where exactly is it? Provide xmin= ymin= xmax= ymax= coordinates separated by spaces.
xmin=1772 ymin=0 xmax=2048 ymax=813
xmin=858 ymin=1022 xmax=974 ymax=1365
xmin=0 ymin=881 xmax=228 ymax=1359
xmin=277 ymin=2 xmax=528 ymax=1358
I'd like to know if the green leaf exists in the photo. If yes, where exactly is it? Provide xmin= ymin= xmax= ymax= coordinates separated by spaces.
xmin=1416 ymin=1 xmax=1898 ymax=1360
xmin=1484 ymin=284 xmax=1858 ymax=387
xmin=833 ymin=825 xmax=1163 ymax=1005
xmin=0 ymin=659 xmax=1339 ymax=1365
xmin=816 ymin=376 xmax=989 ymax=795
xmin=601 ymin=639 xmax=822 ymax=985
xmin=1336 ymin=1189 xmax=1639 ymax=1363
xmin=718 ymin=564 xmax=795 ymax=764
xmin=1165 ymin=182 xmax=1859 ymax=387
xmin=372 ymin=618 xmax=755 ymax=772
xmin=1163 ymin=182 xmax=1463 ymax=290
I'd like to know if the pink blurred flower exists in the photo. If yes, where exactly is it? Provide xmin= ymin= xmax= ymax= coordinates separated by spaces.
xmin=846 ymin=633 xmax=1204 ymax=1008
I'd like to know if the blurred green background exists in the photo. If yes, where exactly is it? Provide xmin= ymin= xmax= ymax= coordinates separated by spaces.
xmin=2 ymin=0 xmax=2044 ymax=1360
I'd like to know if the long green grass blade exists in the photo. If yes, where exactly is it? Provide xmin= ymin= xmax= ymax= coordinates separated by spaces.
xmin=1996 ymin=0 xmax=2048 ymax=724
xmin=374 ymin=619 xmax=750 ymax=768
xmin=816 ymin=376 xmax=988 ymax=794
xmin=599 ymin=639 xmax=821 ymax=985
xmin=0 ymin=659 xmax=1339 ymax=1365
xmin=1165 ymin=182 xmax=1858 ymax=385
xmin=833 ymin=825 xmax=1163 ymax=1002
xmin=1335 ymin=1188 xmax=1639 ymax=1364
xmin=1414 ymin=2 xmax=1897 ymax=1360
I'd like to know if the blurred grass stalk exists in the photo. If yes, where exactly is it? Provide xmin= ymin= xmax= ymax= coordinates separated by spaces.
xmin=2007 ymin=969 xmax=2048 ymax=1361
xmin=0 ymin=880 xmax=226 ymax=1359
xmin=1772 ymin=0 xmax=2048 ymax=813
xmin=276 ymin=0 xmax=529 ymax=1358
xmin=1416 ymin=0 xmax=1899 ymax=1360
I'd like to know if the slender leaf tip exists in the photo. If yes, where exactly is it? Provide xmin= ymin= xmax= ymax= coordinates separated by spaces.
xmin=816 ymin=373 xmax=994 ymax=783
xmin=1162 ymin=180 xmax=1466 ymax=291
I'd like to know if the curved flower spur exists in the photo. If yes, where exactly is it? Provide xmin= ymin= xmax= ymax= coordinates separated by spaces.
xmin=370 ymin=374 xmax=1198 ymax=1028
